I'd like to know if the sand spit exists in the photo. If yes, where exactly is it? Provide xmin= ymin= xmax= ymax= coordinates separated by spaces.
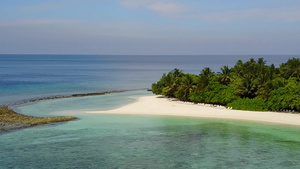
xmin=86 ymin=95 xmax=300 ymax=127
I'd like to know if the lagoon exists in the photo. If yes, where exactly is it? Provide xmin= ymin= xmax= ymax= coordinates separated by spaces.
xmin=0 ymin=91 xmax=299 ymax=168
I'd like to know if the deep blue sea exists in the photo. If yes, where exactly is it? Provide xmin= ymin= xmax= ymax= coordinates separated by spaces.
xmin=1 ymin=55 xmax=300 ymax=169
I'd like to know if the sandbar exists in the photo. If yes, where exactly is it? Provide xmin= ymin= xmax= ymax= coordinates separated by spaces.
xmin=86 ymin=95 xmax=300 ymax=127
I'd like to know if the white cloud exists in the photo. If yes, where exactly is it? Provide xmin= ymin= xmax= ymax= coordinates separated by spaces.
xmin=120 ymin=0 xmax=186 ymax=16
xmin=198 ymin=7 xmax=300 ymax=22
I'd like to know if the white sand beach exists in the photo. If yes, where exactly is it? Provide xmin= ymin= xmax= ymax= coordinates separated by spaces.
xmin=86 ymin=95 xmax=300 ymax=127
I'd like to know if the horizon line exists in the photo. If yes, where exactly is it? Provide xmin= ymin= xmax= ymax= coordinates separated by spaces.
xmin=1 ymin=53 xmax=300 ymax=56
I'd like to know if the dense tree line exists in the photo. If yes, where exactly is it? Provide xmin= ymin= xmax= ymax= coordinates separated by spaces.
xmin=152 ymin=58 xmax=300 ymax=112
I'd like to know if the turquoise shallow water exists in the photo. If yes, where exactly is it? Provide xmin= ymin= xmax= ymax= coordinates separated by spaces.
xmin=14 ymin=90 xmax=151 ymax=116
xmin=1 ymin=91 xmax=300 ymax=169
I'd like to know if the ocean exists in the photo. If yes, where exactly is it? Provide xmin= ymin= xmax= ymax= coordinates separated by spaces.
xmin=0 ymin=54 xmax=296 ymax=105
xmin=1 ymin=54 xmax=300 ymax=168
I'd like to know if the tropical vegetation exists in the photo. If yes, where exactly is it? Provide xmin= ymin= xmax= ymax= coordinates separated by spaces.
xmin=152 ymin=58 xmax=300 ymax=112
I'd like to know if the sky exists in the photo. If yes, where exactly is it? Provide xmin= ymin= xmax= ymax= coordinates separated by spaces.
xmin=0 ymin=0 xmax=300 ymax=55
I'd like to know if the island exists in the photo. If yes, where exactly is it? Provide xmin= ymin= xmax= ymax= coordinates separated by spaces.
xmin=152 ymin=57 xmax=300 ymax=112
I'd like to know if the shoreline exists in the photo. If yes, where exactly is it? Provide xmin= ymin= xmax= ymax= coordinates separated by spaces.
xmin=0 ymin=90 xmax=144 ymax=133
xmin=86 ymin=95 xmax=300 ymax=128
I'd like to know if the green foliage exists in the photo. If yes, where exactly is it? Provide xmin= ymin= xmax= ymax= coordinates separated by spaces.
xmin=189 ymin=78 xmax=238 ymax=105
xmin=195 ymin=67 xmax=214 ymax=91
xmin=175 ymin=74 xmax=197 ymax=100
xmin=256 ymin=77 xmax=287 ymax=100
xmin=279 ymin=58 xmax=300 ymax=81
xmin=234 ymin=75 xmax=257 ymax=98
xmin=227 ymin=98 xmax=268 ymax=111
xmin=217 ymin=65 xmax=232 ymax=85
xmin=151 ymin=68 xmax=184 ymax=97
xmin=267 ymin=78 xmax=300 ymax=111
xmin=152 ymin=58 xmax=300 ymax=112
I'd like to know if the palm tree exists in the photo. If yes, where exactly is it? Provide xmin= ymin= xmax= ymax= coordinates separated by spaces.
xmin=244 ymin=58 xmax=258 ymax=78
xmin=176 ymin=74 xmax=195 ymax=100
xmin=235 ymin=74 xmax=257 ymax=98
xmin=201 ymin=67 xmax=213 ymax=78
xmin=171 ymin=68 xmax=183 ymax=78
xmin=152 ymin=73 xmax=173 ymax=95
xmin=232 ymin=60 xmax=244 ymax=78
xmin=269 ymin=64 xmax=276 ymax=80
xmin=257 ymin=57 xmax=266 ymax=66
xmin=218 ymin=65 xmax=232 ymax=85
xmin=280 ymin=58 xmax=300 ymax=81
xmin=195 ymin=67 xmax=213 ymax=91
xmin=256 ymin=58 xmax=268 ymax=84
